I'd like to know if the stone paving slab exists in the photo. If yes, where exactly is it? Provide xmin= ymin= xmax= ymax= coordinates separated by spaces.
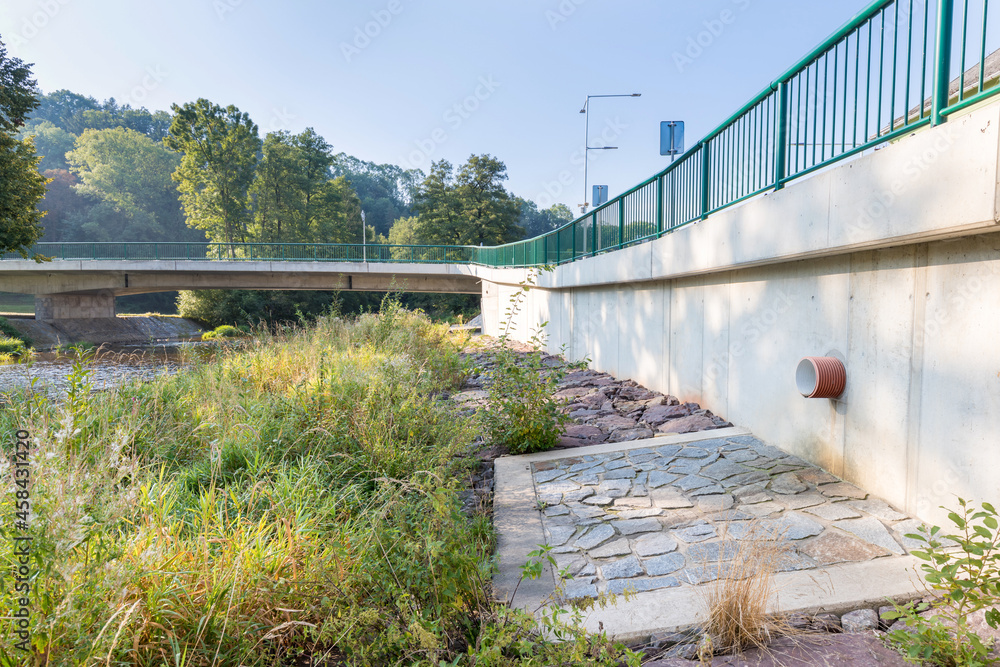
xmin=493 ymin=428 xmax=926 ymax=642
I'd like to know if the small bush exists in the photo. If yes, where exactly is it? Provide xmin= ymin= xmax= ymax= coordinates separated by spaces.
xmin=0 ymin=315 xmax=31 ymax=347
xmin=201 ymin=324 xmax=244 ymax=340
xmin=0 ymin=336 xmax=25 ymax=356
xmin=480 ymin=328 xmax=571 ymax=454
xmin=885 ymin=498 xmax=1000 ymax=666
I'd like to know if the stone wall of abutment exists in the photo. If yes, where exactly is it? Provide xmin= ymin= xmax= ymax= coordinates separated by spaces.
xmin=475 ymin=100 xmax=1000 ymax=528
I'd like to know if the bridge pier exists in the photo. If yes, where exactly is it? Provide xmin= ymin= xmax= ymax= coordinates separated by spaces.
xmin=35 ymin=293 xmax=116 ymax=321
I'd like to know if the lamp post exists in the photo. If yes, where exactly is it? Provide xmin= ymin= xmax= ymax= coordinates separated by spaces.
xmin=361 ymin=210 xmax=367 ymax=263
xmin=580 ymin=92 xmax=640 ymax=214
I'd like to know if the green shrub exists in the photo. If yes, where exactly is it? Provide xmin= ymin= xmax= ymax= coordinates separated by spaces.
xmin=0 ymin=315 xmax=32 ymax=347
xmin=201 ymin=324 xmax=245 ymax=340
xmin=0 ymin=336 xmax=24 ymax=356
xmin=885 ymin=498 xmax=1000 ymax=666
xmin=480 ymin=326 xmax=571 ymax=454
xmin=479 ymin=272 xmax=576 ymax=455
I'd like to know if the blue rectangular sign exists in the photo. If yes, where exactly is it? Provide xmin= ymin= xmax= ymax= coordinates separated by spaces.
xmin=660 ymin=121 xmax=684 ymax=156
xmin=592 ymin=185 xmax=609 ymax=206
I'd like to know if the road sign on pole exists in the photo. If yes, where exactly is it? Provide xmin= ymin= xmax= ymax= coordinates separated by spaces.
xmin=593 ymin=185 xmax=609 ymax=207
xmin=660 ymin=121 xmax=685 ymax=160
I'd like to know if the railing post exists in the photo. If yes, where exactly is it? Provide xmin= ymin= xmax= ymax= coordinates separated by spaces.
xmin=775 ymin=81 xmax=789 ymax=190
xmin=656 ymin=176 xmax=664 ymax=235
xmin=590 ymin=213 xmax=597 ymax=255
xmin=932 ymin=0 xmax=955 ymax=126
xmin=572 ymin=221 xmax=577 ymax=262
xmin=556 ymin=229 xmax=561 ymax=265
xmin=617 ymin=199 xmax=624 ymax=248
xmin=700 ymin=140 xmax=711 ymax=220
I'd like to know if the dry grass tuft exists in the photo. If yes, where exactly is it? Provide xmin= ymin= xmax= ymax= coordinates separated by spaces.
xmin=701 ymin=520 xmax=794 ymax=656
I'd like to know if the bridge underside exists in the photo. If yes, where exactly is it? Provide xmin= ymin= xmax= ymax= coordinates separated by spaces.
xmin=0 ymin=261 xmax=480 ymax=320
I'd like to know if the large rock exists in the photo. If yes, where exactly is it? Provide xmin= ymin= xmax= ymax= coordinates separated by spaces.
xmin=799 ymin=531 xmax=891 ymax=564
xmin=562 ymin=424 xmax=606 ymax=441
xmin=832 ymin=517 xmax=906 ymax=555
xmin=841 ymin=608 xmax=880 ymax=633
xmin=609 ymin=427 xmax=655 ymax=442
xmin=657 ymin=414 xmax=718 ymax=434
xmin=642 ymin=404 xmax=692 ymax=426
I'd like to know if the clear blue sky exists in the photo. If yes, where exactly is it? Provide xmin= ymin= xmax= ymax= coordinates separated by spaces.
xmin=2 ymin=0 xmax=872 ymax=212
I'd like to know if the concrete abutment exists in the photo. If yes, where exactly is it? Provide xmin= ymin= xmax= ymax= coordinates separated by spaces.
xmin=34 ymin=292 xmax=116 ymax=321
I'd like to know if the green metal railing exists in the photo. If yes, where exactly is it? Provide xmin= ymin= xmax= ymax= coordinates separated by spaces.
xmin=2 ymin=242 xmax=475 ymax=263
xmin=3 ymin=0 xmax=997 ymax=270
xmin=477 ymin=0 xmax=1000 ymax=268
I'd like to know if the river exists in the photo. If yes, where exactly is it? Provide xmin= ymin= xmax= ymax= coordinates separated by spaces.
xmin=0 ymin=342 xmax=201 ymax=398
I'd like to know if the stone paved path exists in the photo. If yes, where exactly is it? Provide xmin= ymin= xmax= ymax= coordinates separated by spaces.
xmin=529 ymin=434 xmax=922 ymax=600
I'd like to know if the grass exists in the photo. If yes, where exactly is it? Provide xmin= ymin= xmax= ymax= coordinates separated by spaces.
xmin=0 ymin=299 xmax=637 ymax=666
xmin=700 ymin=521 xmax=794 ymax=657
xmin=0 ymin=292 xmax=34 ymax=315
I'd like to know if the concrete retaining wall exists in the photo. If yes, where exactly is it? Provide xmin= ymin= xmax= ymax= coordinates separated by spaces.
xmin=478 ymin=101 xmax=1000 ymax=527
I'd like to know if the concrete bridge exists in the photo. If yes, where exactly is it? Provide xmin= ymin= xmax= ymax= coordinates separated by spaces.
xmin=0 ymin=258 xmax=480 ymax=319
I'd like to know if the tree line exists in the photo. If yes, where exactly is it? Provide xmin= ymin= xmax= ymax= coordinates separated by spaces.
xmin=13 ymin=90 xmax=573 ymax=253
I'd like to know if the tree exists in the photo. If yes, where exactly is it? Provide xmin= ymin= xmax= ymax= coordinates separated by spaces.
xmin=36 ymin=169 xmax=91 ymax=241
xmin=27 ymin=89 xmax=100 ymax=135
xmin=248 ymin=129 xmax=362 ymax=244
xmin=67 ymin=127 xmax=193 ymax=242
xmin=23 ymin=120 xmax=76 ymax=171
xmin=516 ymin=198 xmax=573 ymax=239
xmin=412 ymin=154 xmax=522 ymax=246
xmin=331 ymin=153 xmax=423 ymax=236
xmin=250 ymin=131 xmax=304 ymax=242
xmin=0 ymin=38 xmax=46 ymax=258
xmin=164 ymin=99 xmax=261 ymax=247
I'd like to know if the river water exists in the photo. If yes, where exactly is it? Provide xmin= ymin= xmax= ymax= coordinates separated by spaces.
xmin=0 ymin=342 xmax=201 ymax=398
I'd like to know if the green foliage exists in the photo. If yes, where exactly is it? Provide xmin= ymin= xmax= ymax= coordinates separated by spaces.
xmin=413 ymin=154 xmax=524 ymax=246
xmin=479 ymin=272 xmax=573 ymax=454
xmin=201 ymin=324 xmax=245 ymax=340
xmin=0 ymin=37 xmax=47 ymax=259
xmin=177 ymin=288 xmax=365 ymax=328
xmin=27 ymin=89 xmax=172 ymax=140
xmin=0 ymin=315 xmax=31 ymax=346
xmin=35 ymin=168 xmax=89 ymax=242
xmin=0 ymin=335 xmax=25 ymax=356
xmin=516 ymin=198 xmax=573 ymax=239
xmin=249 ymin=128 xmax=364 ymax=244
xmin=331 ymin=153 xmax=423 ymax=237
xmin=885 ymin=498 xmax=1000 ymax=666
xmin=22 ymin=120 xmax=76 ymax=171
xmin=67 ymin=127 xmax=196 ymax=242
xmin=480 ymin=327 xmax=570 ymax=454
xmin=165 ymin=98 xmax=262 ymax=245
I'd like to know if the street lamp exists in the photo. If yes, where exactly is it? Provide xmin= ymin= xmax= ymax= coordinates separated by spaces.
xmin=580 ymin=92 xmax=640 ymax=214
xmin=360 ymin=210 xmax=367 ymax=263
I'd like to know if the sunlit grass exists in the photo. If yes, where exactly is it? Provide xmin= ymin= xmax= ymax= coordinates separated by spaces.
xmin=0 ymin=302 xmax=640 ymax=666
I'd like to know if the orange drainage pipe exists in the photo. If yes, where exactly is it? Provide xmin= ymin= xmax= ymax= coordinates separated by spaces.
xmin=796 ymin=357 xmax=846 ymax=399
